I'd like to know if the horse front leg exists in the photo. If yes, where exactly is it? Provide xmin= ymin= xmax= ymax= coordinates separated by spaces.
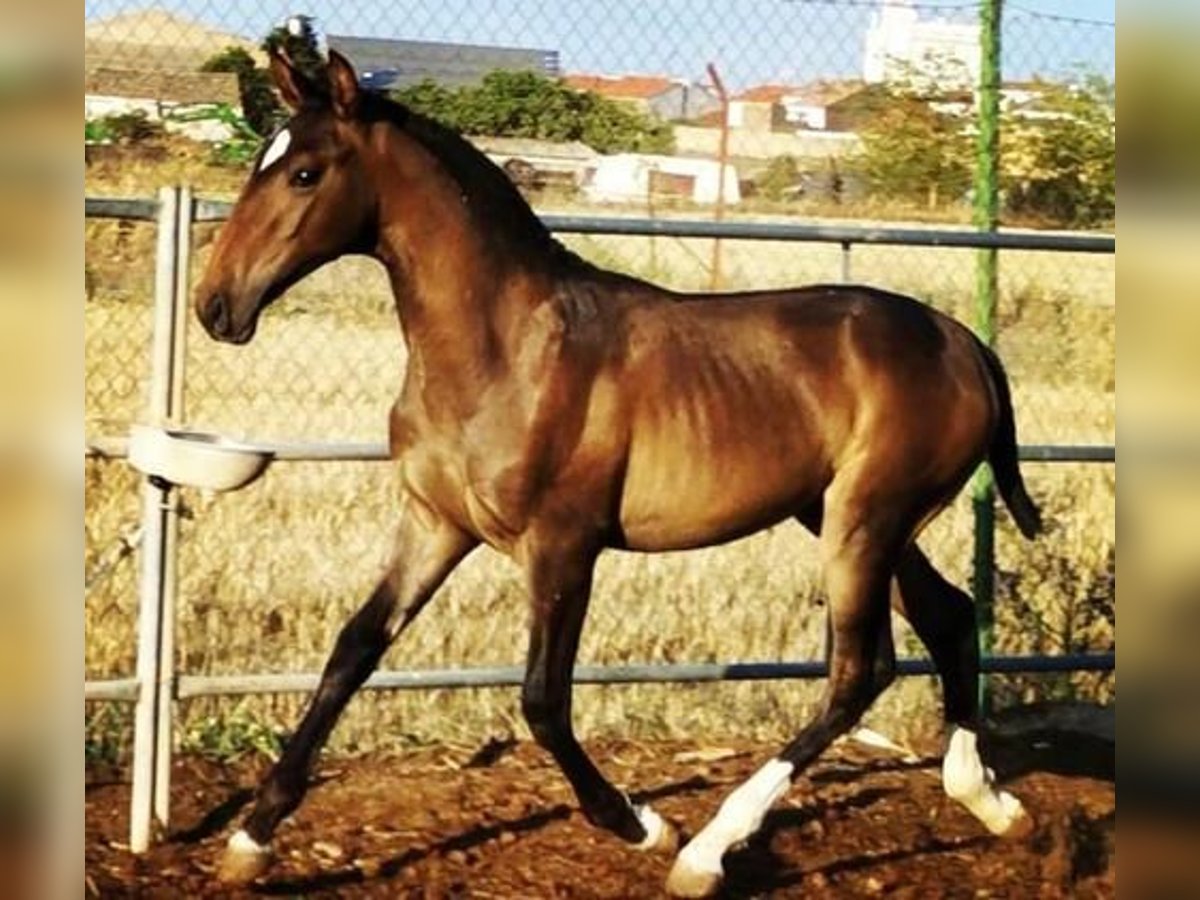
xmin=520 ymin=538 xmax=678 ymax=853
xmin=218 ymin=496 xmax=476 ymax=884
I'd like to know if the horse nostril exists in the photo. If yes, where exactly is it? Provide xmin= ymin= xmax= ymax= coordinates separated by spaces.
xmin=204 ymin=293 xmax=232 ymax=337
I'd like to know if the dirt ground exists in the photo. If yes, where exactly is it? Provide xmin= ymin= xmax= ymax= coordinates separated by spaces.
xmin=86 ymin=729 xmax=1114 ymax=899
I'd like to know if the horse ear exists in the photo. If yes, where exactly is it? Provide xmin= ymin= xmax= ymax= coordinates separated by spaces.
xmin=326 ymin=49 xmax=360 ymax=119
xmin=268 ymin=46 xmax=317 ymax=112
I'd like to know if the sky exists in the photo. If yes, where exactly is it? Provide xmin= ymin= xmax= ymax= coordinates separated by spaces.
xmin=85 ymin=0 xmax=1115 ymax=90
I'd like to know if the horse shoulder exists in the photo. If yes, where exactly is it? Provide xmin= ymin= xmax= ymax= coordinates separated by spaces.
xmin=462 ymin=289 xmax=627 ymax=548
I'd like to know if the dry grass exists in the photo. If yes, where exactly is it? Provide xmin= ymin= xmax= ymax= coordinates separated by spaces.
xmin=84 ymin=144 xmax=1114 ymax=761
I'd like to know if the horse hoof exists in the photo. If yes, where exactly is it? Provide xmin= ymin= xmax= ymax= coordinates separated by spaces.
xmin=976 ymin=791 xmax=1035 ymax=840
xmin=217 ymin=830 xmax=273 ymax=885
xmin=665 ymin=859 xmax=722 ymax=898
xmin=633 ymin=805 xmax=679 ymax=854
xmin=653 ymin=818 xmax=682 ymax=855
xmin=995 ymin=799 xmax=1035 ymax=840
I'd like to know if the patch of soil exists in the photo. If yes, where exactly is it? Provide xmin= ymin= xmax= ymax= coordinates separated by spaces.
xmin=86 ymin=735 xmax=1113 ymax=898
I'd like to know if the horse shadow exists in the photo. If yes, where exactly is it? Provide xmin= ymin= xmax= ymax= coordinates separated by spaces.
xmin=169 ymin=771 xmax=341 ymax=845
xmin=981 ymin=704 xmax=1115 ymax=784
xmin=808 ymin=754 xmax=939 ymax=785
xmin=712 ymin=783 xmax=940 ymax=897
xmin=721 ymin=826 xmax=996 ymax=898
xmin=251 ymin=773 xmax=715 ymax=894
xmin=252 ymin=803 xmax=575 ymax=894
xmin=169 ymin=788 xmax=256 ymax=844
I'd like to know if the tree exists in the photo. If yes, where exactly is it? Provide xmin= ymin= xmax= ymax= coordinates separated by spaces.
xmin=200 ymin=17 xmax=330 ymax=140
xmin=856 ymin=85 xmax=972 ymax=210
xmin=757 ymin=155 xmax=800 ymax=201
xmin=573 ymin=89 xmax=674 ymax=154
xmin=87 ymin=110 xmax=164 ymax=144
xmin=262 ymin=14 xmax=325 ymax=82
xmin=388 ymin=79 xmax=458 ymax=121
xmin=1000 ymin=76 xmax=1115 ymax=227
xmin=855 ymin=56 xmax=974 ymax=210
xmin=390 ymin=70 xmax=674 ymax=154
xmin=201 ymin=46 xmax=282 ymax=136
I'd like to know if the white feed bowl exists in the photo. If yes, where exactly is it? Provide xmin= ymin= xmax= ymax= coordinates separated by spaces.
xmin=127 ymin=424 xmax=272 ymax=492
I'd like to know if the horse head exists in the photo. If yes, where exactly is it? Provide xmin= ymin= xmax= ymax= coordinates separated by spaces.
xmin=194 ymin=49 xmax=377 ymax=344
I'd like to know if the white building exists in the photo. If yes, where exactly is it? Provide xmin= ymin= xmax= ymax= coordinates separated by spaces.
xmin=85 ymin=68 xmax=243 ymax=142
xmin=583 ymin=154 xmax=740 ymax=206
xmin=863 ymin=0 xmax=980 ymax=89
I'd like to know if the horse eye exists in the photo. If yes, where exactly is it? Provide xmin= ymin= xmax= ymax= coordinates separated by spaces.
xmin=289 ymin=168 xmax=322 ymax=188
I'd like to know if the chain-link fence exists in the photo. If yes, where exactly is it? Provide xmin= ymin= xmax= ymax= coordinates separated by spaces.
xmin=85 ymin=0 xmax=1115 ymax=770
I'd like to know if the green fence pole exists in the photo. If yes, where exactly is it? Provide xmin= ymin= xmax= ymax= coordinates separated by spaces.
xmin=973 ymin=0 xmax=1002 ymax=716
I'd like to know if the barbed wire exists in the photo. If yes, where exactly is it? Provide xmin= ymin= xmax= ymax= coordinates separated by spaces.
xmin=1008 ymin=4 xmax=1115 ymax=28
xmin=785 ymin=0 xmax=1115 ymax=28
xmin=786 ymin=0 xmax=983 ymax=10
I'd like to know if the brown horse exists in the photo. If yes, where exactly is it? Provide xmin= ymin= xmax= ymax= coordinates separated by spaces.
xmin=195 ymin=50 xmax=1041 ymax=897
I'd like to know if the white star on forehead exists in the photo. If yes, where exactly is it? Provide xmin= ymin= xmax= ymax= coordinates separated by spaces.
xmin=259 ymin=128 xmax=292 ymax=172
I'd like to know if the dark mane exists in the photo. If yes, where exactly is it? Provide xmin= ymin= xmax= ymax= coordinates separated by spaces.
xmin=361 ymin=91 xmax=596 ymax=276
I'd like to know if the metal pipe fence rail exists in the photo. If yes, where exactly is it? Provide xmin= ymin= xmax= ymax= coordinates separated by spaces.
xmin=85 ymin=653 xmax=1117 ymax=703
xmin=86 ymin=434 xmax=1116 ymax=464
xmin=84 ymin=188 xmax=1116 ymax=853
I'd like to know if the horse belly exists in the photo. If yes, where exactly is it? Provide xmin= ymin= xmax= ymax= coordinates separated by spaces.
xmin=617 ymin=445 xmax=826 ymax=551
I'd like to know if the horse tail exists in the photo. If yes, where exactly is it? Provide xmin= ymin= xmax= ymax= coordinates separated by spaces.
xmin=978 ymin=341 xmax=1043 ymax=539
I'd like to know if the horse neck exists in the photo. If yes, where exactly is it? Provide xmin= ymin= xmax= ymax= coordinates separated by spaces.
xmin=370 ymin=133 xmax=552 ymax=393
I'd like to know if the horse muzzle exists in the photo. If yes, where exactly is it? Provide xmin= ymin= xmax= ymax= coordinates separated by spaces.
xmin=196 ymin=291 xmax=257 ymax=345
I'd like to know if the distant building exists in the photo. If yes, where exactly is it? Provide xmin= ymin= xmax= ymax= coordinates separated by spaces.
xmin=563 ymin=73 xmax=719 ymax=122
xmin=583 ymin=154 xmax=740 ymax=206
xmin=727 ymin=80 xmax=872 ymax=133
xmin=726 ymin=85 xmax=794 ymax=132
xmin=863 ymin=0 xmax=979 ymax=88
xmin=780 ymin=79 xmax=871 ymax=131
xmin=85 ymin=68 xmax=242 ymax=141
xmin=468 ymin=135 xmax=598 ymax=191
xmin=673 ymin=124 xmax=862 ymax=162
xmin=999 ymin=79 xmax=1073 ymax=120
xmin=326 ymin=34 xmax=560 ymax=90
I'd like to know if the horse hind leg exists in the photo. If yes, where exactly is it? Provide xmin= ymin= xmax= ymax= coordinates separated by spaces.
xmin=666 ymin=493 xmax=901 ymax=898
xmin=891 ymin=546 xmax=1033 ymax=838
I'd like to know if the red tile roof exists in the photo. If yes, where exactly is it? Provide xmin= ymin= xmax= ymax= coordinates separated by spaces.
xmin=564 ymin=73 xmax=675 ymax=99
xmin=733 ymin=84 xmax=797 ymax=103
xmin=786 ymin=79 xmax=867 ymax=107
xmin=734 ymin=79 xmax=867 ymax=107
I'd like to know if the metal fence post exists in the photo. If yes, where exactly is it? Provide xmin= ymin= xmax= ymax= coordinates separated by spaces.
xmin=150 ymin=185 xmax=193 ymax=831
xmin=706 ymin=62 xmax=729 ymax=291
xmin=169 ymin=185 xmax=192 ymax=419
xmin=972 ymin=0 xmax=1002 ymax=715
xmin=129 ymin=186 xmax=179 ymax=852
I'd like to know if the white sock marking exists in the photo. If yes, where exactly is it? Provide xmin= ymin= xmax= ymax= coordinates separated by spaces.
xmin=942 ymin=727 xmax=1026 ymax=834
xmin=676 ymin=758 xmax=794 ymax=877
xmin=227 ymin=828 xmax=268 ymax=856
xmin=258 ymin=128 xmax=291 ymax=172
